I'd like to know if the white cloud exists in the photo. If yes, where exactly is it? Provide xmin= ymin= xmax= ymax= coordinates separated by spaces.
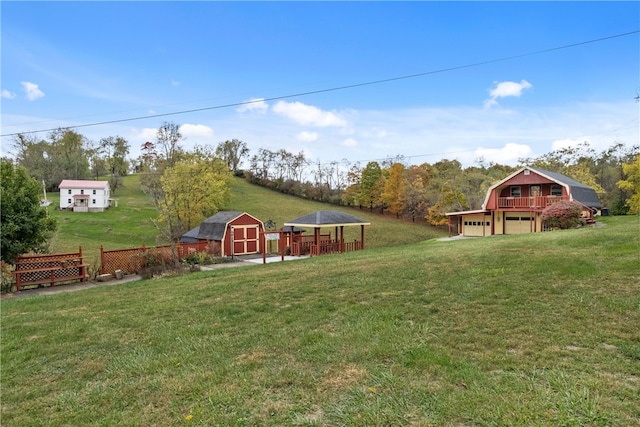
xmin=21 ymin=81 xmax=45 ymax=101
xmin=180 ymin=123 xmax=214 ymax=139
xmin=296 ymin=131 xmax=318 ymax=142
xmin=474 ymin=143 xmax=533 ymax=165
xmin=236 ymin=98 xmax=269 ymax=114
xmin=342 ymin=138 xmax=358 ymax=147
xmin=1 ymin=89 xmax=16 ymax=99
xmin=171 ymin=79 xmax=181 ymax=86
xmin=131 ymin=127 xmax=158 ymax=141
xmin=484 ymin=80 xmax=532 ymax=108
xmin=272 ymin=101 xmax=347 ymax=127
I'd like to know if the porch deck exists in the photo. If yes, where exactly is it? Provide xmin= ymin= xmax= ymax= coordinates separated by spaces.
xmin=498 ymin=195 xmax=568 ymax=209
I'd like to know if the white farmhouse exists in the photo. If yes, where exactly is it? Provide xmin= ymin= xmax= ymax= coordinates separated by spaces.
xmin=58 ymin=180 xmax=112 ymax=212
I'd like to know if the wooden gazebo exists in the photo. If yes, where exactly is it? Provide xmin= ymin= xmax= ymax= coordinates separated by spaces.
xmin=284 ymin=210 xmax=370 ymax=256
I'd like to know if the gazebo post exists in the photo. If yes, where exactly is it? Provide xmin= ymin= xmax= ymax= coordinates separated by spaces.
xmin=360 ymin=224 xmax=365 ymax=250
xmin=280 ymin=229 xmax=285 ymax=261
xmin=340 ymin=226 xmax=344 ymax=252
xmin=314 ymin=227 xmax=321 ymax=256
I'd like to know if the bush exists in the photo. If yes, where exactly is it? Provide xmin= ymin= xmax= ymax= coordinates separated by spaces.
xmin=542 ymin=200 xmax=585 ymax=230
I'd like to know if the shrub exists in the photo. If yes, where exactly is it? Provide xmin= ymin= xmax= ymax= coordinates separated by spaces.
xmin=542 ymin=200 xmax=585 ymax=230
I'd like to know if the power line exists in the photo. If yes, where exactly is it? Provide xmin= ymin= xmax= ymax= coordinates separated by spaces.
xmin=1 ymin=30 xmax=638 ymax=138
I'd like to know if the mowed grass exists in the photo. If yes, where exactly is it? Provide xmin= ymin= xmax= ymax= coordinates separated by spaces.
xmin=46 ymin=175 xmax=446 ymax=266
xmin=1 ymin=216 xmax=638 ymax=426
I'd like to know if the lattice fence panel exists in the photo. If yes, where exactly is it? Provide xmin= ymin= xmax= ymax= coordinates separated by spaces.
xmin=101 ymin=247 xmax=146 ymax=276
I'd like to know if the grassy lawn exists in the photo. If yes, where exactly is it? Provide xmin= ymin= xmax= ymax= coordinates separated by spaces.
xmin=1 ymin=216 xmax=638 ymax=426
xmin=46 ymin=175 xmax=446 ymax=266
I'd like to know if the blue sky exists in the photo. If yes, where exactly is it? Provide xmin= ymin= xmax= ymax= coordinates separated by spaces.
xmin=2 ymin=1 xmax=639 ymax=168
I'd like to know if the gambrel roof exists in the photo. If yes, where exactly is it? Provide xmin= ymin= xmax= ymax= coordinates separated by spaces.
xmin=482 ymin=166 xmax=601 ymax=209
xmin=531 ymin=167 xmax=601 ymax=208
xmin=196 ymin=211 xmax=245 ymax=240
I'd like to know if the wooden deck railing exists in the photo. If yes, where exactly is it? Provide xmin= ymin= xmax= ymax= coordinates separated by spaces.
xmin=291 ymin=239 xmax=364 ymax=256
xmin=498 ymin=195 xmax=567 ymax=208
xmin=310 ymin=240 xmax=363 ymax=256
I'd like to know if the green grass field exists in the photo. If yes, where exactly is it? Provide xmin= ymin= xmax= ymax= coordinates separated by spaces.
xmin=2 ymin=213 xmax=638 ymax=426
xmin=46 ymin=174 xmax=447 ymax=265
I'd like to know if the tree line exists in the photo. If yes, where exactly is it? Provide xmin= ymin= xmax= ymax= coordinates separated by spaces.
xmin=243 ymin=142 xmax=639 ymax=225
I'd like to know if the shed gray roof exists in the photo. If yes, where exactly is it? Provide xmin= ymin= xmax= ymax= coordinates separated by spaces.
xmin=196 ymin=211 xmax=244 ymax=241
xmin=529 ymin=167 xmax=602 ymax=208
xmin=284 ymin=210 xmax=370 ymax=227
xmin=180 ymin=226 xmax=201 ymax=243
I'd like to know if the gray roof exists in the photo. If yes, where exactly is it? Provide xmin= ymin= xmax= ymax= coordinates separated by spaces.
xmin=196 ymin=211 xmax=244 ymax=241
xmin=180 ymin=226 xmax=201 ymax=243
xmin=280 ymin=225 xmax=305 ymax=233
xmin=284 ymin=210 xmax=370 ymax=227
xmin=529 ymin=167 xmax=602 ymax=208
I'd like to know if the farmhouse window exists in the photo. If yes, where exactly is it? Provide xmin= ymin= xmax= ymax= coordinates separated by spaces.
xmin=92 ymin=199 xmax=96 ymax=204
xmin=93 ymin=189 xmax=96 ymax=195
xmin=68 ymin=199 xmax=71 ymax=204
xmin=80 ymin=189 xmax=84 ymax=195
xmin=68 ymin=189 xmax=71 ymax=194
xmin=551 ymin=185 xmax=562 ymax=196
xmin=510 ymin=186 xmax=521 ymax=197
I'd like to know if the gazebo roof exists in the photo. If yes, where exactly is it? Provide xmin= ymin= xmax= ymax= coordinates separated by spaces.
xmin=284 ymin=210 xmax=370 ymax=228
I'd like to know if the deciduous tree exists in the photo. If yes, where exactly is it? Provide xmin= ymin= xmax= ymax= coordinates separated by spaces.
xmin=216 ymin=139 xmax=249 ymax=173
xmin=617 ymin=154 xmax=640 ymax=214
xmin=0 ymin=159 xmax=57 ymax=263
xmin=157 ymin=150 xmax=231 ymax=243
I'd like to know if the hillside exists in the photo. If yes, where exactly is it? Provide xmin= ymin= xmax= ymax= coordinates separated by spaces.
xmin=1 ymin=216 xmax=638 ymax=426
xmin=47 ymin=175 xmax=446 ymax=264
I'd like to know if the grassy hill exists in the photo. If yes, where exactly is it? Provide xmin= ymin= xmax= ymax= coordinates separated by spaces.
xmin=2 ymin=215 xmax=638 ymax=426
xmin=46 ymin=175 xmax=446 ymax=265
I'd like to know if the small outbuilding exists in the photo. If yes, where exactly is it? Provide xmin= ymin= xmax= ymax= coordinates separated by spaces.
xmin=180 ymin=211 xmax=265 ymax=257
xmin=284 ymin=210 xmax=370 ymax=256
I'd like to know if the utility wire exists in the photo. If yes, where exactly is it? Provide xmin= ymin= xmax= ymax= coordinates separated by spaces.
xmin=1 ymin=30 xmax=638 ymax=138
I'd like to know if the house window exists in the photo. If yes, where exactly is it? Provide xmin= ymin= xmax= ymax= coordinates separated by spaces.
xmin=68 ymin=199 xmax=71 ymax=204
xmin=80 ymin=189 xmax=84 ymax=195
xmin=531 ymin=185 xmax=541 ymax=197
xmin=510 ymin=186 xmax=521 ymax=197
xmin=93 ymin=189 xmax=96 ymax=195
xmin=551 ymin=185 xmax=562 ymax=196
xmin=68 ymin=189 xmax=72 ymax=194
xmin=92 ymin=199 xmax=96 ymax=204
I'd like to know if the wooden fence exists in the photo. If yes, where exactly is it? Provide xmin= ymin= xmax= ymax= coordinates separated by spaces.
xmin=100 ymin=241 xmax=214 ymax=276
xmin=12 ymin=247 xmax=89 ymax=291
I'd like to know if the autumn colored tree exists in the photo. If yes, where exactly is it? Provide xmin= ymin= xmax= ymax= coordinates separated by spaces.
xmin=402 ymin=163 xmax=430 ymax=222
xmin=157 ymin=150 xmax=231 ymax=243
xmin=380 ymin=162 xmax=407 ymax=217
xmin=617 ymin=154 xmax=640 ymax=214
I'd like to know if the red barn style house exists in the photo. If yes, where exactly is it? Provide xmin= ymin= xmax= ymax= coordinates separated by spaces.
xmin=446 ymin=167 xmax=602 ymax=237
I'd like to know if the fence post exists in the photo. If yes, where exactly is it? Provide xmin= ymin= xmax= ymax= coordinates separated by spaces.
xmin=100 ymin=245 xmax=104 ymax=274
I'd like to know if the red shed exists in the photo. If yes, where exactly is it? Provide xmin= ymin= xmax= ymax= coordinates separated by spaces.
xmin=180 ymin=211 xmax=265 ymax=257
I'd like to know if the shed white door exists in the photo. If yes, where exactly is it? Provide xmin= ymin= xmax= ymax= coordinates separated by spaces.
xmin=231 ymin=225 xmax=260 ymax=255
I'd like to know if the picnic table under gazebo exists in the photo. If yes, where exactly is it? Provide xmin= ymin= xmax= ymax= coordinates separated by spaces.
xmin=284 ymin=210 xmax=370 ymax=256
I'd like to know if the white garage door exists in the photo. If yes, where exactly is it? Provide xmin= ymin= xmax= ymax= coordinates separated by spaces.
xmin=504 ymin=214 xmax=534 ymax=234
